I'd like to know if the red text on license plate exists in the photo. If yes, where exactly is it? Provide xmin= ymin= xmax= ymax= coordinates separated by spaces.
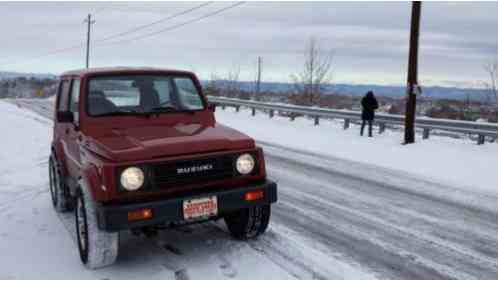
xmin=183 ymin=196 xmax=218 ymax=220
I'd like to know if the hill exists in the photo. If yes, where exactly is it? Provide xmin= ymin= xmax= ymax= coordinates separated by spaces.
xmin=0 ymin=71 xmax=56 ymax=81
xmin=208 ymin=80 xmax=491 ymax=101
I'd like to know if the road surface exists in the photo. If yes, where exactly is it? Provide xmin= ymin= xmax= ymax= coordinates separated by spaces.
xmin=7 ymin=98 xmax=498 ymax=279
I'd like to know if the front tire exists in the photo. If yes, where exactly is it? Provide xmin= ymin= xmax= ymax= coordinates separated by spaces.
xmin=75 ymin=186 xmax=119 ymax=269
xmin=224 ymin=205 xmax=271 ymax=240
xmin=49 ymin=155 xmax=71 ymax=212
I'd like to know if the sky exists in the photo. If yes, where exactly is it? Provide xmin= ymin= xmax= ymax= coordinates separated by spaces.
xmin=0 ymin=1 xmax=497 ymax=88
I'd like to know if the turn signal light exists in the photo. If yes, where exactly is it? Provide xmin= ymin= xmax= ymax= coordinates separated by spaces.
xmin=128 ymin=208 xmax=153 ymax=221
xmin=245 ymin=190 xmax=264 ymax=201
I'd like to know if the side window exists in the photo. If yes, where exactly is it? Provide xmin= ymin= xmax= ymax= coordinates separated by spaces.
xmin=174 ymin=78 xmax=204 ymax=110
xmin=57 ymin=80 xmax=71 ymax=111
xmin=69 ymin=79 xmax=80 ymax=113
xmin=69 ymin=79 xmax=80 ymax=123
xmin=57 ymin=80 xmax=71 ymax=112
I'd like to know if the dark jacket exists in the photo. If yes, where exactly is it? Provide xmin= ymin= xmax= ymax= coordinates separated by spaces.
xmin=361 ymin=92 xmax=379 ymax=121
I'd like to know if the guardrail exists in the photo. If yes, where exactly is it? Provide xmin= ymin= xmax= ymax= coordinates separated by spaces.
xmin=208 ymin=96 xmax=498 ymax=145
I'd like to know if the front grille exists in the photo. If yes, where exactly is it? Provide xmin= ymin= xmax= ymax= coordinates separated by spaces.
xmin=151 ymin=154 xmax=235 ymax=188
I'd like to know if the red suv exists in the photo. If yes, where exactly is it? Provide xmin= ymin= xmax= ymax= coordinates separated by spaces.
xmin=49 ymin=67 xmax=277 ymax=269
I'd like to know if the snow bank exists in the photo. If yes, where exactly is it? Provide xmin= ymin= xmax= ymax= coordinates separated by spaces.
xmin=216 ymin=107 xmax=498 ymax=196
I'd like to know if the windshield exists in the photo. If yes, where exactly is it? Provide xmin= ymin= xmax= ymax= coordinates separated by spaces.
xmin=87 ymin=75 xmax=205 ymax=117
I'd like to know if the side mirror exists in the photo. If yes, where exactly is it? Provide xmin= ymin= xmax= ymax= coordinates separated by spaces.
xmin=57 ymin=111 xmax=74 ymax=123
xmin=208 ymin=103 xmax=216 ymax=112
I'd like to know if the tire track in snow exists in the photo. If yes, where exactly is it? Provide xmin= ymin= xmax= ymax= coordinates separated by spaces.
xmin=263 ymin=143 xmax=498 ymax=279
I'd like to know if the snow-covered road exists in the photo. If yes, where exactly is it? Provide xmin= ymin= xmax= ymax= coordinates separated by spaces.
xmin=2 ymin=98 xmax=498 ymax=279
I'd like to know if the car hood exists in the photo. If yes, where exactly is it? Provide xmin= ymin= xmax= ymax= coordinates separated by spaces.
xmin=86 ymin=123 xmax=255 ymax=162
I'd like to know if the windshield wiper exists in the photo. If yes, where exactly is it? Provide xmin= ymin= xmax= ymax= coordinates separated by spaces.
xmin=150 ymin=106 xmax=177 ymax=112
xmin=93 ymin=109 xmax=150 ymax=118
xmin=147 ymin=106 xmax=181 ymax=116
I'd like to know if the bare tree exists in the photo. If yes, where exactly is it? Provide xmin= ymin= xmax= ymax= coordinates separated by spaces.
xmin=204 ymin=72 xmax=221 ymax=96
xmin=291 ymin=37 xmax=334 ymax=106
xmin=223 ymin=65 xmax=241 ymax=98
xmin=484 ymin=60 xmax=498 ymax=104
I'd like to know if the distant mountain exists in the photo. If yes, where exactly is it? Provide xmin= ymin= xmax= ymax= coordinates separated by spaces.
xmin=203 ymin=80 xmax=491 ymax=102
xmin=0 ymin=71 xmax=56 ymax=81
xmin=330 ymin=83 xmax=491 ymax=101
xmin=0 ymin=70 xmax=490 ymax=101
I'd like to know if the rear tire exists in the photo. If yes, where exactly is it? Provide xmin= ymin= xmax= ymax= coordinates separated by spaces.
xmin=224 ymin=205 xmax=271 ymax=240
xmin=75 ymin=185 xmax=119 ymax=269
xmin=49 ymin=155 xmax=72 ymax=212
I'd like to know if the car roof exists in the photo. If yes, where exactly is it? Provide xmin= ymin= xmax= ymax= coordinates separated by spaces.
xmin=60 ymin=67 xmax=195 ymax=78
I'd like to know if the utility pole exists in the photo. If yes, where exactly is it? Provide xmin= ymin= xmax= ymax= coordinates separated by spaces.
xmin=256 ymin=56 xmax=262 ymax=96
xmin=84 ymin=14 xmax=95 ymax=68
xmin=404 ymin=1 xmax=422 ymax=144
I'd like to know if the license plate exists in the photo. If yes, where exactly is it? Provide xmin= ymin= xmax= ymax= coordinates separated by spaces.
xmin=183 ymin=196 xmax=218 ymax=220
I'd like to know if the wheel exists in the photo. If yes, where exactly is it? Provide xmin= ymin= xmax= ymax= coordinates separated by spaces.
xmin=75 ymin=185 xmax=119 ymax=269
xmin=49 ymin=155 xmax=72 ymax=212
xmin=224 ymin=205 xmax=271 ymax=240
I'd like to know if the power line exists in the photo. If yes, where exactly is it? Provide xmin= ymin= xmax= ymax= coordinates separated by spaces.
xmin=0 ymin=2 xmax=108 ymax=65
xmin=93 ymin=1 xmax=213 ymax=44
xmin=0 ymin=2 xmax=216 ymax=67
xmin=0 ymin=2 xmax=111 ymax=66
xmin=1 ymin=1 xmax=243 ymax=67
xmin=93 ymin=2 xmax=111 ymax=15
xmin=0 ymin=43 xmax=85 ymax=67
xmin=99 ymin=1 xmax=245 ymax=47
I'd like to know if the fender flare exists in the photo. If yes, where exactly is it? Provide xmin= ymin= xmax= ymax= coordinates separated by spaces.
xmin=79 ymin=164 xmax=105 ymax=202
xmin=51 ymin=143 xmax=70 ymax=179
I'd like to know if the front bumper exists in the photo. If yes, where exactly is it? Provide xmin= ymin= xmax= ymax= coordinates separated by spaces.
xmin=96 ymin=180 xmax=277 ymax=232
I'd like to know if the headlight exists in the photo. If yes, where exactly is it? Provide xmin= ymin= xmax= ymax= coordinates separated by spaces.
xmin=236 ymin=153 xmax=255 ymax=175
xmin=120 ymin=167 xmax=145 ymax=191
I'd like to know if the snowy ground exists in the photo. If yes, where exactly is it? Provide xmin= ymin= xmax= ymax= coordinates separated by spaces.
xmin=0 ymin=100 xmax=297 ymax=279
xmin=216 ymin=107 xmax=498 ymax=196
xmin=2 ymin=98 xmax=498 ymax=279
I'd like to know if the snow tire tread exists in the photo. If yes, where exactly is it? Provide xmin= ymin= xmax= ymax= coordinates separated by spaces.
xmin=76 ymin=180 xmax=119 ymax=269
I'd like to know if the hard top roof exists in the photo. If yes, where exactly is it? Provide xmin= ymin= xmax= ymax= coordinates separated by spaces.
xmin=60 ymin=67 xmax=194 ymax=78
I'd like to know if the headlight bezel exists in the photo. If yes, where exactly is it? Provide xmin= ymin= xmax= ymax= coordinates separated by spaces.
xmin=119 ymin=166 xmax=146 ymax=191
xmin=235 ymin=153 xmax=257 ymax=175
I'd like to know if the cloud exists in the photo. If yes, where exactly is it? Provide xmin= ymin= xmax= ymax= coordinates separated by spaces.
xmin=1 ymin=1 xmax=497 ymax=87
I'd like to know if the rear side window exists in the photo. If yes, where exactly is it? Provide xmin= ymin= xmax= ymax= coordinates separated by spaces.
xmin=57 ymin=80 xmax=71 ymax=111
xmin=69 ymin=79 xmax=80 ymax=113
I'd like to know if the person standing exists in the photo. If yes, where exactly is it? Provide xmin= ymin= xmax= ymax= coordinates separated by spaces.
xmin=360 ymin=91 xmax=379 ymax=137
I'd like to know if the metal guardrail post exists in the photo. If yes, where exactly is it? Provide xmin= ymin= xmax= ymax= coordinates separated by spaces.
xmin=344 ymin=119 xmax=350 ymax=130
xmin=221 ymin=105 xmax=226 ymax=110
xmin=314 ymin=116 xmax=320 ymax=126
xmin=478 ymin=135 xmax=485 ymax=145
xmin=269 ymin=109 xmax=274 ymax=118
xmin=290 ymin=115 xmax=295 ymax=121
xmin=236 ymin=106 xmax=240 ymax=112
xmin=251 ymin=107 xmax=256 ymax=116
xmin=379 ymin=123 xmax=386 ymax=134
xmin=423 ymin=128 xmax=430 ymax=139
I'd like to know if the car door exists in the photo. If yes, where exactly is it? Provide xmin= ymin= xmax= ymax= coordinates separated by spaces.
xmin=65 ymin=78 xmax=82 ymax=185
xmin=54 ymin=79 xmax=72 ymax=180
